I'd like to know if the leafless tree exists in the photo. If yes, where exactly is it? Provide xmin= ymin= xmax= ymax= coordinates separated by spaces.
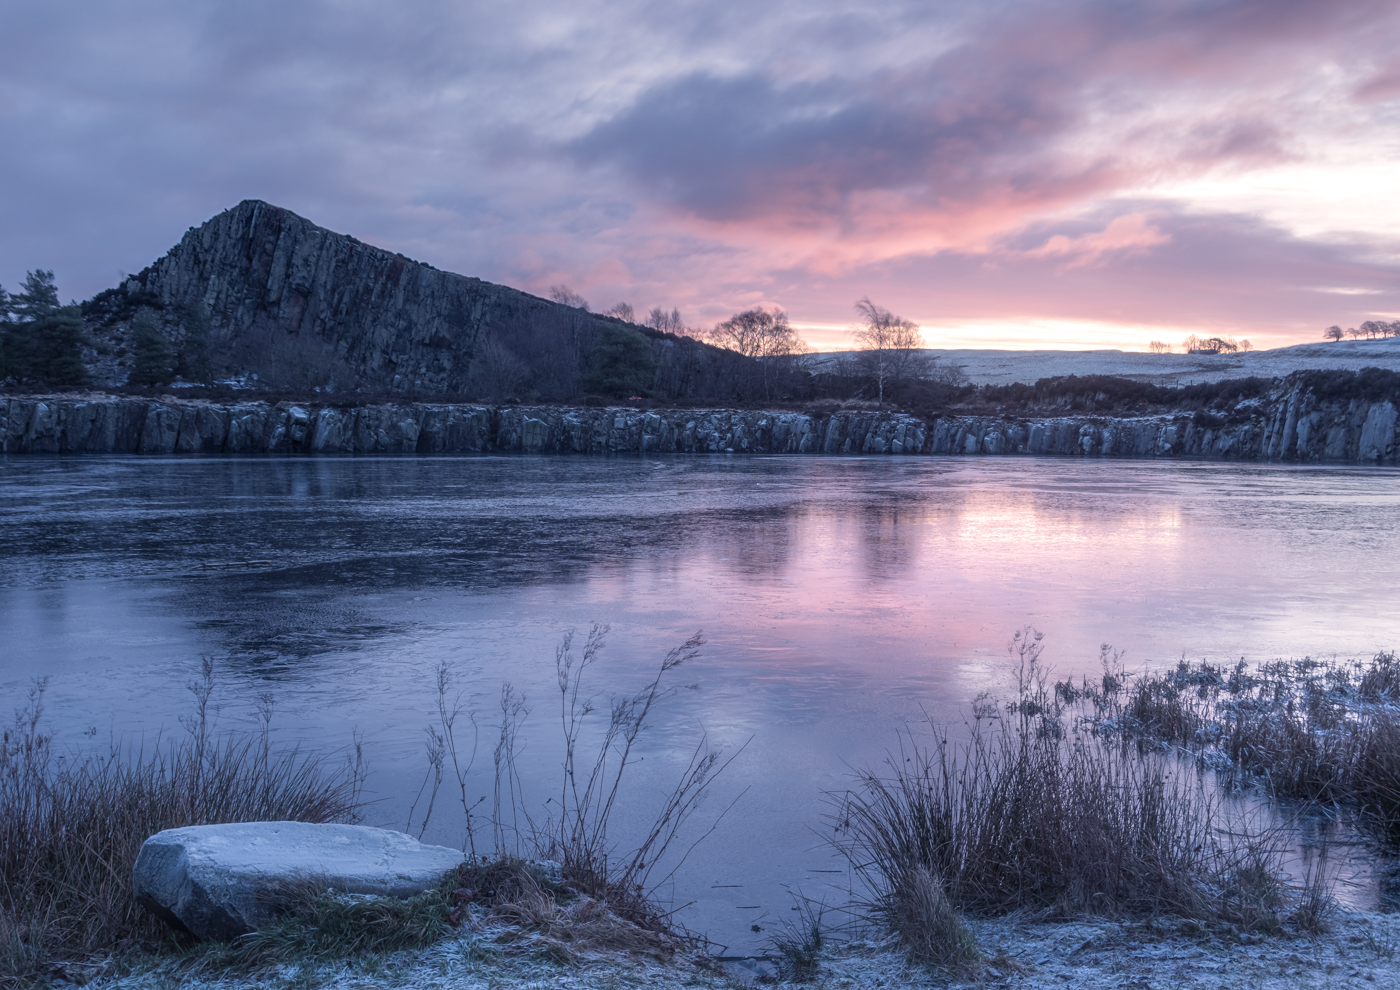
xmin=644 ymin=307 xmax=686 ymax=334
xmin=1323 ymin=325 xmax=1344 ymax=342
xmin=852 ymin=297 xmax=924 ymax=407
xmin=604 ymin=302 xmax=636 ymax=323
xmin=1148 ymin=340 xmax=1171 ymax=354
xmin=467 ymin=330 xmax=531 ymax=399
xmin=1182 ymin=334 xmax=1240 ymax=354
xmin=707 ymin=306 xmax=807 ymax=400
xmin=549 ymin=285 xmax=590 ymax=311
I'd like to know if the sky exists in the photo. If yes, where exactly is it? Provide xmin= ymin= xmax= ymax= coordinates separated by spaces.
xmin=2 ymin=0 xmax=1399 ymax=351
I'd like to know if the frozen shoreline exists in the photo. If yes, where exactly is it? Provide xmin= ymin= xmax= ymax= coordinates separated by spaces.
xmin=74 ymin=910 xmax=1400 ymax=988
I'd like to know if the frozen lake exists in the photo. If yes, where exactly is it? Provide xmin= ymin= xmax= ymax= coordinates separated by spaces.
xmin=2 ymin=454 xmax=1398 ymax=950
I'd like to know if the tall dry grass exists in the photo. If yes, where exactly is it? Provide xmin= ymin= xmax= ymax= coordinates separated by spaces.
xmin=833 ymin=631 xmax=1293 ymax=964
xmin=0 ymin=661 xmax=363 ymax=981
xmin=412 ymin=626 xmax=745 ymax=933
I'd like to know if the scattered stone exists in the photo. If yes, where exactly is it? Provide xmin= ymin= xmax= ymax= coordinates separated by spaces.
xmin=132 ymin=821 xmax=465 ymax=939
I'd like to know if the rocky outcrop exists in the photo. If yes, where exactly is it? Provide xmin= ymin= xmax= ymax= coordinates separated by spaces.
xmin=132 ymin=822 xmax=464 ymax=939
xmin=99 ymin=200 xmax=589 ymax=392
xmin=4 ymin=384 xmax=1397 ymax=462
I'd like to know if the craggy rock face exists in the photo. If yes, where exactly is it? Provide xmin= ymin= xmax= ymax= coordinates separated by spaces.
xmin=108 ymin=200 xmax=580 ymax=393
xmin=132 ymin=822 xmax=465 ymax=940
xmin=2 ymin=392 xmax=1397 ymax=463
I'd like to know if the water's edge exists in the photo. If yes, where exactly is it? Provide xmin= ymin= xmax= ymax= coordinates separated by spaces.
xmin=2 ymin=390 xmax=1397 ymax=462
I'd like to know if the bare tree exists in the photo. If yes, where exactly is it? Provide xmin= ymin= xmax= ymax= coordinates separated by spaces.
xmin=1182 ymin=334 xmax=1240 ymax=355
xmin=466 ymin=330 xmax=531 ymax=399
xmin=604 ymin=302 xmax=636 ymax=323
xmin=707 ymin=306 xmax=806 ymax=400
xmin=549 ymin=285 xmax=590 ymax=311
xmin=1148 ymin=340 xmax=1172 ymax=354
xmin=645 ymin=307 xmax=686 ymax=334
xmin=852 ymin=297 xmax=924 ymax=407
xmin=1323 ymin=326 xmax=1344 ymax=342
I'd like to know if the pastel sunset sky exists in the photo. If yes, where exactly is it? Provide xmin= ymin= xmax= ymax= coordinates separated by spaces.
xmin=3 ymin=0 xmax=1398 ymax=350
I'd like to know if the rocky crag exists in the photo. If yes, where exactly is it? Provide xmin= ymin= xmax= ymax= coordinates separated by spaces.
xmin=83 ymin=200 xmax=598 ymax=392
xmin=4 ymin=380 xmax=1396 ymax=462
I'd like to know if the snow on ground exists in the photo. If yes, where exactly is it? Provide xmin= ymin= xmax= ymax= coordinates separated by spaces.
xmin=814 ymin=339 xmax=1400 ymax=388
xmin=72 ymin=910 xmax=1400 ymax=989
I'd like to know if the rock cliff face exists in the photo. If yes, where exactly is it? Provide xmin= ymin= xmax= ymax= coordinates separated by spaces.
xmin=105 ymin=200 xmax=581 ymax=392
xmin=4 ymin=383 xmax=1396 ymax=463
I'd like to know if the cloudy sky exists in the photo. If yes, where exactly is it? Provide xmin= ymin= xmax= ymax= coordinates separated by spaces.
xmin=3 ymin=0 xmax=1398 ymax=350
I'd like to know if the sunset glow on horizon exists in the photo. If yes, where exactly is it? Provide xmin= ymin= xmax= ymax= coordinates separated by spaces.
xmin=3 ymin=0 xmax=1398 ymax=350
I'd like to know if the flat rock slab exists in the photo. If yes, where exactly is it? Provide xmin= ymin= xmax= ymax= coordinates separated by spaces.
xmin=133 ymin=821 xmax=465 ymax=940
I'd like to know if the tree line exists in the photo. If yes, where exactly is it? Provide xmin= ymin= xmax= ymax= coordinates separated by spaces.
xmin=1323 ymin=321 xmax=1400 ymax=341
xmin=0 ymin=271 xmax=89 ymax=385
xmin=6 ymin=269 xmax=959 ymax=409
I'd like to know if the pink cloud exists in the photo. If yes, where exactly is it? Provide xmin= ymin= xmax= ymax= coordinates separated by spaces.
xmin=1024 ymin=214 xmax=1172 ymax=268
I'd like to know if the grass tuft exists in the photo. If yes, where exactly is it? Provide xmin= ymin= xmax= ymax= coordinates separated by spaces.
xmin=768 ymin=896 xmax=828 ymax=982
xmin=889 ymin=866 xmax=980 ymax=971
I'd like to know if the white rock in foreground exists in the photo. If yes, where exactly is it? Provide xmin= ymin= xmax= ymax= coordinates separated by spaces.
xmin=132 ymin=822 xmax=465 ymax=939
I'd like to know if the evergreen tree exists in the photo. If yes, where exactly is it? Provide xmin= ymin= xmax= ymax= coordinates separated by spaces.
xmin=12 ymin=270 xmax=59 ymax=321
xmin=128 ymin=309 xmax=175 ymax=386
xmin=4 ymin=270 xmax=87 ymax=383
xmin=31 ymin=306 xmax=89 ymax=385
xmin=580 ymin=324 xmax=657 ymax=397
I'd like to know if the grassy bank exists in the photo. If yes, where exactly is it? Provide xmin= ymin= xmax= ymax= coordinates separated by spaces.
xmin=1 ymin=632 xmax=728 ymax=987
xmin=829 ymin=632 xmax=1398 ymax=973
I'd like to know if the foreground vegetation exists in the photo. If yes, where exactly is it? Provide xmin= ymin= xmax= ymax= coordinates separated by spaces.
xmin=5 ymin=630 xmax=1398 ymax=986
xmin=830 ymin=632 xmax=1400 ymax=972
xmin=0 ymin=631 xmax=728 ymax=987
xmin=0 ymin=660 xmax=364 ymax=981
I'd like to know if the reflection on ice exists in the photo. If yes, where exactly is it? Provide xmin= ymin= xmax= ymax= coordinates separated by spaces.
xmin=2 ymin=454 xmax=1398 ymax=950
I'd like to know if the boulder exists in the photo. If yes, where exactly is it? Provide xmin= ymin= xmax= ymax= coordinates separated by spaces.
xmin=132 ymin=821 xmax=465 ymax=939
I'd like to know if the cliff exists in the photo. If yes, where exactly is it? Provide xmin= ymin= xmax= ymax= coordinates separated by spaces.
xmin=4 ymin=378 xmax=1396 ymax=463
xmin=83 ymin=200 xmax=609 ymax=393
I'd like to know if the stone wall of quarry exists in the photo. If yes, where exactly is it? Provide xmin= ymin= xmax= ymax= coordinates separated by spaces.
xmin=3 ymin=387 xmax=1396 ymax=463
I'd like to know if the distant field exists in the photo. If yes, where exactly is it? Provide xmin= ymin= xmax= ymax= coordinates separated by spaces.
xmin=814 ymin=338 xmax=1400 ymax=387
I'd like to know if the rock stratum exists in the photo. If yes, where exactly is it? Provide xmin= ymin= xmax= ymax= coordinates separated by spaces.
xmin=4 ymin=381 xmax=1396 ymax=463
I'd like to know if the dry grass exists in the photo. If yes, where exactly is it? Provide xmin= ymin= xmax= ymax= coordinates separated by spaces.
xmin=0 ymin=662 xmax=363 ymax=985
xmin=832 ymin=631 xmax=1302 ymax=967
xmin=163 ymin=855 xmax=676 ymax=979
xmin=425 ymin=626 xmax=745 ymax=936
xmin=1068 ymin=650 xmax=1400 ymax=845
xmin=888 ymin=866 xmax=979 ymax=970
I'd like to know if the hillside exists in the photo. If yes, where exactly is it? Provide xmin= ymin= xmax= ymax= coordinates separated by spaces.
xmin=77 ymin=200 xmax=742 ymax=400
xmin=816 ymin=339 xmax=1400 ymax=388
